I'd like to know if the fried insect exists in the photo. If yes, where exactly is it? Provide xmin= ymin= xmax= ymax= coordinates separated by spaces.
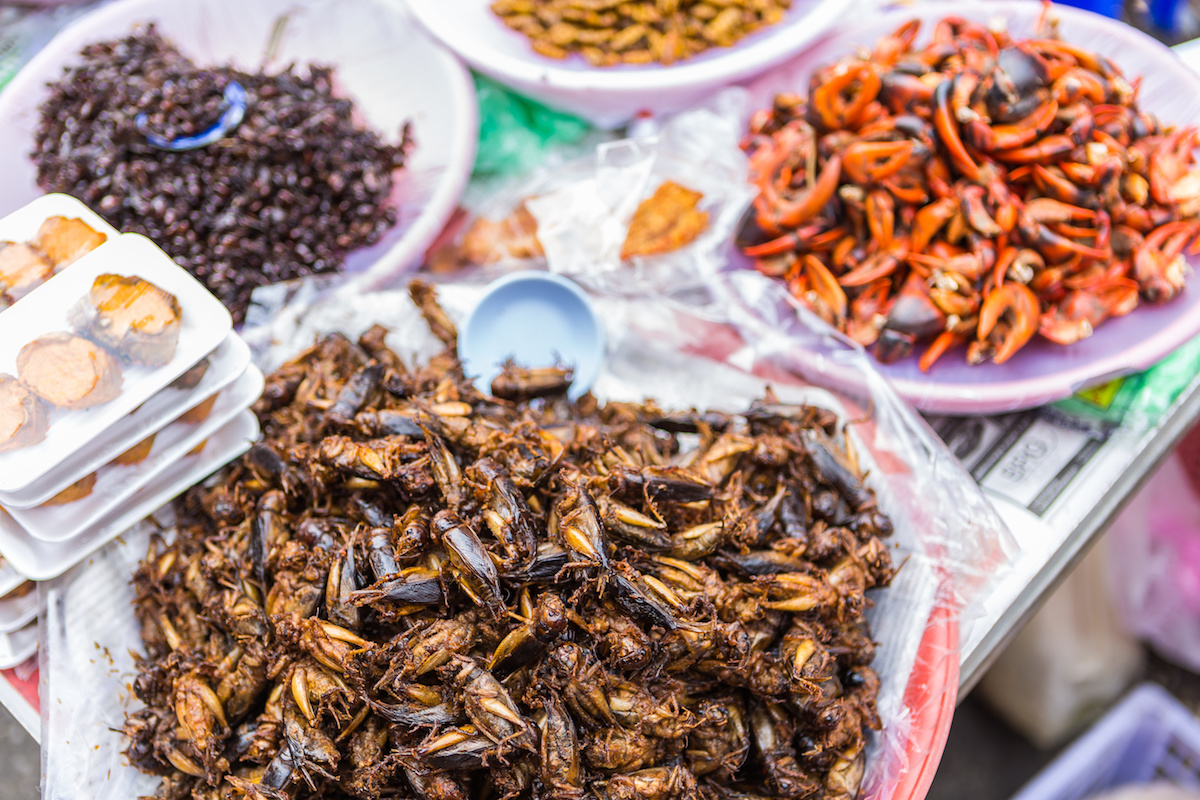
xmin=125 ymin=283 xmax=894 ymax=800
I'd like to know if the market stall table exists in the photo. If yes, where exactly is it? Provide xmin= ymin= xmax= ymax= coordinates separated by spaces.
xmin=1 ymin=0 xmax=1200 ymax=755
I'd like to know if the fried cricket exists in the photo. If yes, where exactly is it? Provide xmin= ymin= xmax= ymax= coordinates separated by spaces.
xmin=123 ymin=282 xmax=894 ymax=800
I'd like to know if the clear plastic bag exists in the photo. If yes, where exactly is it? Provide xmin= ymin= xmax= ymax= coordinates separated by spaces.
xmin=428 ymin=90 xmax=758 ymax=298
xmin=42 ymin=270 xmax=1014 ymax=800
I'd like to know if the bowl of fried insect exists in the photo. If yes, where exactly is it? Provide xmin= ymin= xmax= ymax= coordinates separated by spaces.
xmin=407 ymin=0 xmax=848 ymax=126
xmin=732 ymin=0 xmax=1200 ymax=414
xmin=0 ymin=0 xmax=478 ymax=324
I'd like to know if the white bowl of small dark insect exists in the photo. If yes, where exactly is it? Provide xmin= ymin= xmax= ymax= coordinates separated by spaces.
xmin=0 ymin=0 xmax=478 ymax=323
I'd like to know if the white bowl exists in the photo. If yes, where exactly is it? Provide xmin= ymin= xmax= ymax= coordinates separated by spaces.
xmin=408 ymin=0 xmax=849 ymax=127
xmin=0 ymin=0 xmax=478 ymax=294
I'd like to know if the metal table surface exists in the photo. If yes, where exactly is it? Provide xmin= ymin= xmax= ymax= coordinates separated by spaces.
xmin=954 ymin=370 xmax=1200 ymax=695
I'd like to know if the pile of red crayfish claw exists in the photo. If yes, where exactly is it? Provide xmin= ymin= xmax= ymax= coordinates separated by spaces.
xmin=736 ymin=6 xmax=1200 ymax=370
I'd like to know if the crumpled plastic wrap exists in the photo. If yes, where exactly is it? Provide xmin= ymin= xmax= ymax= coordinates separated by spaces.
xmin=41 ymin=269 xmax=1014 ymax=800
xmin=434 ymin=91 xmax=756 ymax=298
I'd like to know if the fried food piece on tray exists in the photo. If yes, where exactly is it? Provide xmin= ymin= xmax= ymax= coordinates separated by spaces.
xmin=460 ymin=202 xmax=545 ymax=264
xmin=34 ymin=216 xmax=106 ymax=268
xmin=169 ymin=356 xmax=210 ymax=391
xmin=72 ymin=273 xmax=182 ymax=367
xmin=113 ymin=433 xmax=156 ymax=466
xmin=179 ymin=393 xmax=218 ymax=425
xmin=17 ymin=333 xmax=123 ymax=410
xmin=42 ymin=471 xmax=97 ymax=506
xmin=0 ymin=373 xmax=48 ymax=453
xmin=0 ymin=242 xmax=54 ymax=303
xmin=621 ymin=180 xmax=709 ymax=259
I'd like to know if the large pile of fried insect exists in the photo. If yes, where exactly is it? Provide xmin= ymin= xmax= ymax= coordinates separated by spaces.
xmin=124 ymin=282 xmax=895 ymax=800
xmin=738 ymin=8 xmax=1200 ymax=370
xmin=33 ymin=25 xmax=411 ymax=323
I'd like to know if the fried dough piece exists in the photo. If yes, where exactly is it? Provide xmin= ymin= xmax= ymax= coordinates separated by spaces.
xmin=0 ymin=242 xmax=54 ymax=303
xmin=43 ymin=472 xmax=97 ymax=506
xmin=0 ymin=373 xmax=48 ymax=453
xmin=113 ymin=433 xmax=156 ymax=466
xmin=170 ymin=356 xmax=210 ymax=391
xmin=1 ymin=581 xmax=34 ymax=601
xmin=73 ymin=273 xmax=182 ymax=366
xmin=35 ymin=216 xmax=106 ymax=268
xmin=460 ymin=202 xmax=545 ymax=264
xmin=620 ymin=180 xmax=709 ymax=260
xmin=179 ymin=393 xmax=218 ymax=425
xmin=17 ymin=333 xmax=123 ymax=410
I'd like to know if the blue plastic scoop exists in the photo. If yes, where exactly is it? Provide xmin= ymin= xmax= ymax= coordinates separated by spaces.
xmin=459 ymin=271 xmax=605 ymax=400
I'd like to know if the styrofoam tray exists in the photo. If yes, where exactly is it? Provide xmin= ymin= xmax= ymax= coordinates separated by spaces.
xmin=0 ymin=332 xmax=251 ymax=508
xmin=0 ymin=620 xmax=37 ymax=670
xmin=0 ymin=410 xmax=258 ymax=580
xmin=0 ymin=193 xmax=119 ymax=251
xmin=0 ymin=584 xmax=37 ymax=634
xmin=0 ymin=560 xmax=24 ymax=597
xmin=8 ymin=365 xmax=262 ymax=542
xmin=0 ymin=233 xmax=232 ymax=491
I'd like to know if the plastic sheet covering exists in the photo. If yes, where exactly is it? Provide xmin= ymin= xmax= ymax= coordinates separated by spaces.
xmin=43 ymin=271 xmax=1013 ymax=800
xmin=433 ymin=92 xmax=756 ymax=297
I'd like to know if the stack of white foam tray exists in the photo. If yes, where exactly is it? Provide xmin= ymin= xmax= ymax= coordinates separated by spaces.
xmin=0 ymin=195 xmax=261 ymax=581
xmin=0 ymin=562 xmax=36 ymax=668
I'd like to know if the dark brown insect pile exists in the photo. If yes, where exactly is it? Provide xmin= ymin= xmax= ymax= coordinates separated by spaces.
xmin=124 ymin=282 xmax=895 ymax=800
xmin=33 ymin=25 xmax=412 ymax=323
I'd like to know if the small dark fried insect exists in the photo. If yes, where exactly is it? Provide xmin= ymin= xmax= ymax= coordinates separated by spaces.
xmin=491 ymin=361 xmax=575 ymax=401
xmin=125 ymin=282 xmax=894 ymax=800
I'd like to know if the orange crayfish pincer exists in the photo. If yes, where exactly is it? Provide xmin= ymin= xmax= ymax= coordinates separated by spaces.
xmin=969 ymin=283 xmax=1040 ymax=365
xmin=842 ymin=140 xmax=915 ymax=185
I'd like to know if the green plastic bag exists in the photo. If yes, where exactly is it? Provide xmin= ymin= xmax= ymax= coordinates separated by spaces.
xmin=472 ymin=74 xmax=590 ymax=177
xmin=1053 ymin=334 xmax=1200 ymax=425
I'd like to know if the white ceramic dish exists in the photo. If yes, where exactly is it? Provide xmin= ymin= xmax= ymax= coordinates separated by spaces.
xmin=0 ymin=410 xmax=258 ymax=581
xmin=0 ymin=586 xmax=37 ymax=635
xmin=408 ymin=0 xmax=849 ymax=126
xmin=0 ymin=333 xmax=251 ymax=509
xmin=9 ymin=365 xmax=263 ymax=543
xmin=0 ymin=233 xmax=232 ymax=492
xmin=0 ymin=621 xmax=37 ymax=670
xmin=0 ymin=0 xmax=477 ymax=293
